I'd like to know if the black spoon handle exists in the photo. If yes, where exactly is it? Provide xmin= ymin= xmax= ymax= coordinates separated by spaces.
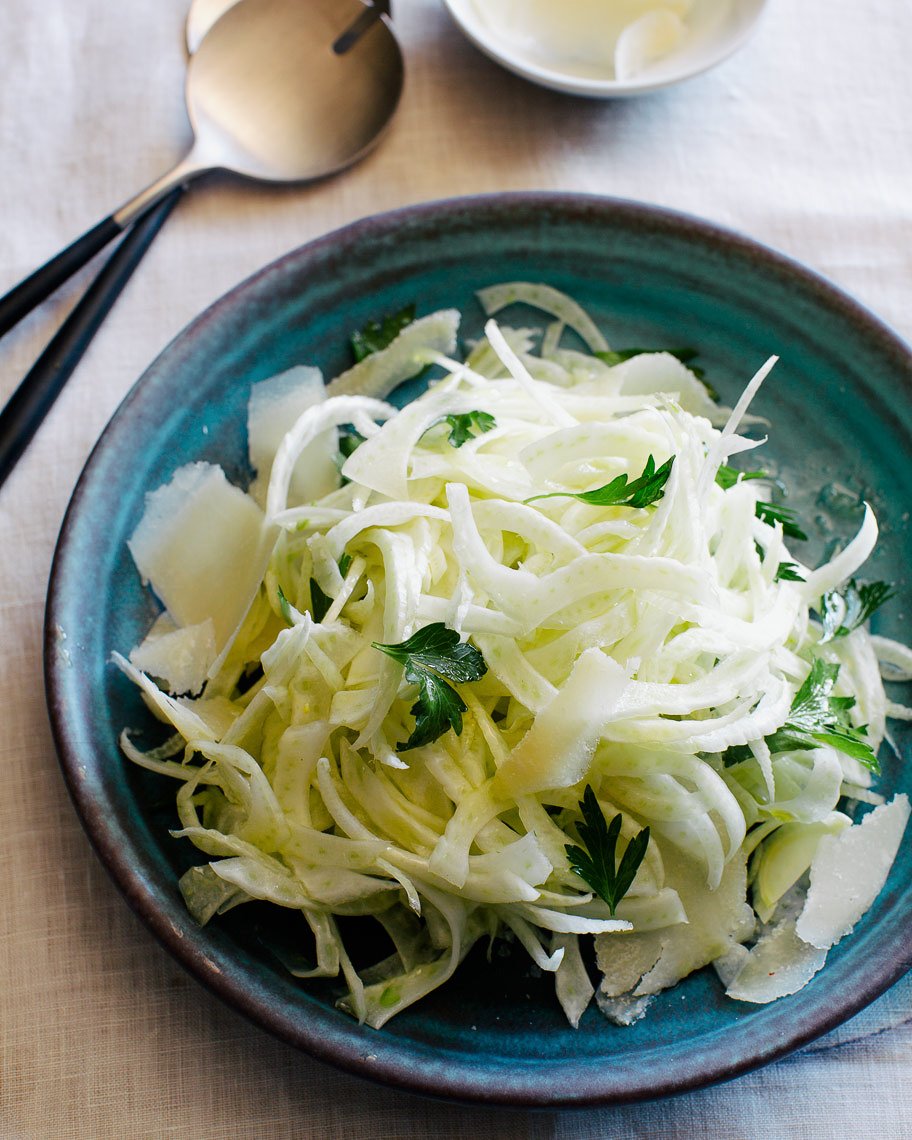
xmin=0 ymin=158 xmax=198 ymax=341
xmin=0 ymin=190 xmax=181 ymax=490
xmin=0 ymin=215 xmax=128 ymax=341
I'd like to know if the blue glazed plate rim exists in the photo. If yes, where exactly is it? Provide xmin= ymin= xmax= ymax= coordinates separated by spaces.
xmin=44 ymin=191 xmax=912 ymax=1107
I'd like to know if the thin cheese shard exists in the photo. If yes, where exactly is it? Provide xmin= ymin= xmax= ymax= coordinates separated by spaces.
xmin=128 ymin=462 xmax=268 ymax=650
xmin=492 ymin=649 xmax=628 ymax=797
xmin=247 ymin=365 xmax=337 ymax=509
xmin=796 ymin=795 xmax=910 ymax=950
xmin=722 ymin=918 xmax=827 ymax=1004
xmin=596 ymin=845 xmax=753 ymax=999
xmin=129 ymin=613 xmax=217 ymax=696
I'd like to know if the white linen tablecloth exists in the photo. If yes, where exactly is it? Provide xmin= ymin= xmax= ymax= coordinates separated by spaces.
xmin=2 ymin=1 xmax=912 ymax=1135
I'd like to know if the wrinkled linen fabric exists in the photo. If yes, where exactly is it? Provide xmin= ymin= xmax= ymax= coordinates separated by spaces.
xmin=2 ymin=0 xmax=911 ymax=1136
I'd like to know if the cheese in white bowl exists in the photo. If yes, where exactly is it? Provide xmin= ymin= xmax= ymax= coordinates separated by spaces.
xmin=470 ymin=0 xmax=731 ymax=82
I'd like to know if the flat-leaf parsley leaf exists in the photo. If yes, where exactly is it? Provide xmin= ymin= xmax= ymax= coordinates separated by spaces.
xmin=755 ymin=501 xmax=808 ymax=542
xmin=422 ymin=410 xmax=497 ymax=448
xmin=818 ymin=579 xmax=895 ymax=643
xmin=765 ymin=658 xmax=879 ymax=771
xmin=715 ymin=466 xmax=807 ymax=541
xmin=309 ymin=578 xmax=332 ymax=624
xmin=565 ymin=785 xmax=650 ymax=915
xmin=373 ymin=623 xmax=487 ymax=751
xmin=350 ymin=304 xmax=416 ymax=363
xmin=722 ymin=659 xmax=879 ymax=771
xmin=714 ymin=463 xmax=770 ymax=490
xmin=443 ymin=411 xmax=496 ymax=448
xmin=775 ymin=561 xmax=805 ymax=583
xmin=526 ymin=454 xmax=674 ymax=509
xmin=595 ymin=345 xmax=712 ymax=386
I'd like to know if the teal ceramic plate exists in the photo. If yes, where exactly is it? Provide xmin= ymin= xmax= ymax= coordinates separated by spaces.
xmin=45 ymin=193 xmax=912 ymax=1107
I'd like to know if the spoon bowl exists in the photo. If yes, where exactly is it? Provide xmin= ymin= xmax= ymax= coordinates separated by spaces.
xmin=185 ymin=0 xmax=242 ymax=53
xmin=119 ymin=0 xmax=404 ymax=224
xmin=0 ymin=0 xmax=404 ymax=338
xmin=194 ymin=0 xmax=401 ymax=180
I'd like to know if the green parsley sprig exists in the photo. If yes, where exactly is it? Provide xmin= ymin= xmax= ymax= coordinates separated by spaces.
xmin=276 ymin=578 xmax=340 ymax=626
xmin=373 ymin=623 xmax=487 ymax=751
xmin=338 ymin=427 xmax=365 ymax=460
xmin=755 ymin=501 xmax=808 ymax=542
xmin=595 ymin=345 xmax=712 ymax=388
xmin=714 ymin=463 xmax=770 ymax=491
xmin=422 ymin=410 xmax=496 ymax=449
xmin=723 ymin=659 xmax=879 ymax=772
xmin=817 ymin=579 xmax=895 ymax=643
xmin=774 ymin=561 xmax=805 ymax=583
xmin=595 ymin=345 xmax=720 ymax=399
xmin=765 ymin=659 xmax=878 ymax=769
xmin=350 ymin=304 xmax=416 ymax=363
xmin=526 ymin=454 xmax=674 ymax=510
xmin=715 ymin=464 xmax=808 ymax=542
xmin=308 ymin=578 xmax=332 ymax=624
xmin=565 ymin=786 xmax=650 ymax=916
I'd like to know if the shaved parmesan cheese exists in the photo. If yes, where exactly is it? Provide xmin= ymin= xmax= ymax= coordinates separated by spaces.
xmin=595 ymin=990 xmax=653 ymax=1026
xmin=129 ymin=613 xmax=216 ymax=695
xmin=608 ymin=351 xmax=721 ymax=421
xmin=247 ymin=365 xmax=338 ymax=508
xmin=596 ymin=927 xmax=664 ymax=998
xmin=723 ymin=917 xmax=827 ymax=1004
xmin=492 ymin=648 xmax=628 ymax=796
xmin=796 ymin=795 xmax=910 ymax=950
xmin=595 ymin=845 xmax=753 ymax=1003
xmin=615 ymin=8 xmax=686 ymax=80
xmin=326 ymin=310 xmax=460 ymax=399
xmin=127 ymin=462 xmax=269 ymax=649
xmin=470 ymin=0 xmax=692 ymax=82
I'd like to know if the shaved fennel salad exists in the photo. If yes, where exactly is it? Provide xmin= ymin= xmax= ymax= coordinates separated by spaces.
xmin=116 ymin=282 xmax=911 ymax=1029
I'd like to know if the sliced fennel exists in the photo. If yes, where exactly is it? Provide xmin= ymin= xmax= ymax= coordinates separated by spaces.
xmin=115 ymin=284 xmax=909 ymax=1030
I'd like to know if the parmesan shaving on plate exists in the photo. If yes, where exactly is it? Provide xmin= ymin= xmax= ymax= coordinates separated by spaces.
xmin=115 ymin=284 xmax=910 ymax=1029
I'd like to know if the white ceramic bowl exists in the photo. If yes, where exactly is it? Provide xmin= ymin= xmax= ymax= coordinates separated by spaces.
xmin=442 ymin=0 xmax=769 ymax=98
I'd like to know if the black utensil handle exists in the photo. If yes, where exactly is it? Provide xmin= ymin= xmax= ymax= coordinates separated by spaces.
xmin=0 ymin=190 xmax=181 ymax=491
xmin=0 ymin=214 xmax=125 ymax=341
